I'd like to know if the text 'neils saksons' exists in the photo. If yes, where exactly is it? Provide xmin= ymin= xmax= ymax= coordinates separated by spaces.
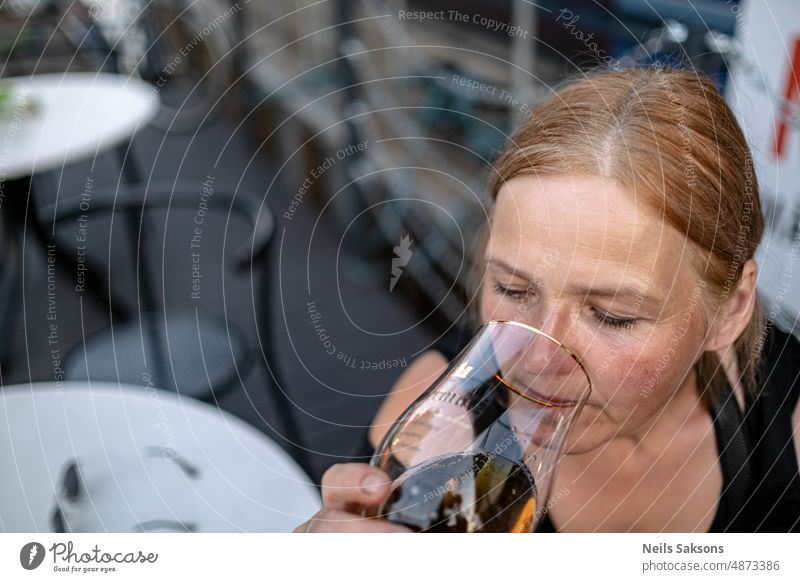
xmin=643 ymin=543 xmax=724 ymax=554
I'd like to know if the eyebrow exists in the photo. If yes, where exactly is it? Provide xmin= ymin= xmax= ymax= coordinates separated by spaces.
xmin=486 ymin=257 xmax=662 ymax=304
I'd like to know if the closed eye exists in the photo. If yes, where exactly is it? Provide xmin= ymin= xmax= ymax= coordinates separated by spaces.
xmin=592 ymin=308 xmax=638 ymax=330
xmin=493 ymin=282 xmax=530 ymax=299
xmin=494 ymin=282 xmax=639 ymax=329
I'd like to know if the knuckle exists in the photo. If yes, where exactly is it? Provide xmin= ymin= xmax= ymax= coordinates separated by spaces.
xmin=321 ymin=463 xmax=348 ymax=489
xmin=322 ymin=463 xmax=372 ymax=501
xmin=311 ymin=510 xmax=353 ymax=532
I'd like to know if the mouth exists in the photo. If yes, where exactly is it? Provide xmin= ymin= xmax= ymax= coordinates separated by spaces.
xmin=494 ymin=374 xmax=587 ymax=408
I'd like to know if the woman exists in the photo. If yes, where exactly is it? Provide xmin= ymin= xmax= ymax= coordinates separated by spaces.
xmin=297 ymin=68 xmax=800 ymax=533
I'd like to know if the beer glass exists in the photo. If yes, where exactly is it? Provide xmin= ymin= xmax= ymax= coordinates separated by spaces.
xmin=366 ymin=320 xmax=592 ymax=532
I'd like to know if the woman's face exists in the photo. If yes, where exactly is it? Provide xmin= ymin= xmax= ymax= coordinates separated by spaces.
xmin=480 ymin=174 xmax=711 ymax=453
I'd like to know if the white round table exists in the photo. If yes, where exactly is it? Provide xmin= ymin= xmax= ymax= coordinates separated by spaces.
xmin=0 ymin=72 xmax=157 ymax=180
xmin=0 ymin=382 xmax=320 ymax=532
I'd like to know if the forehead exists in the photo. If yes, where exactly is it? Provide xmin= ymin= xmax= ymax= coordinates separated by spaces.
xmin=489 ymin=174 xmax=695 ymax=289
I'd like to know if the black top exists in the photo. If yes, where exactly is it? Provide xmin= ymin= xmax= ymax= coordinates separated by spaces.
xmin=354 ymin=323 xmax=800 ymax=532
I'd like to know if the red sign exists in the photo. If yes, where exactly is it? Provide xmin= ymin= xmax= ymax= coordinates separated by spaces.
xmin=775 ymin=36 xmax=800 ymax=159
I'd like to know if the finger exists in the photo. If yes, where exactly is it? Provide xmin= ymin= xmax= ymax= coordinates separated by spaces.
xmin=321 ymin=463 xmax=393 ymax=511
xmin=300 ymin=510 xmax=412 ymax=533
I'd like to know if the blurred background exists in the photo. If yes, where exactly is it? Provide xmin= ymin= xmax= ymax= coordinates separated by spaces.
xmin=0 ymin=0 xmax=797 ymax=532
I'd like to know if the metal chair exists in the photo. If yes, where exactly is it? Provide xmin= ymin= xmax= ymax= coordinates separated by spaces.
xmin=53 ymin=181 xmax=271 ymax=401
xmin=53 ymin=181 xmax=311 ymax=472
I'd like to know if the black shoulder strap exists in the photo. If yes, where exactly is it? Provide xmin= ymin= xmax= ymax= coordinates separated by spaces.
xmin=711 ymin=383 xmax=752 ymax=527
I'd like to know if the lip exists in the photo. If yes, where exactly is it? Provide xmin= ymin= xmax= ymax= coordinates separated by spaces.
xmin=495 ymin=374 xmax=587 ymax=408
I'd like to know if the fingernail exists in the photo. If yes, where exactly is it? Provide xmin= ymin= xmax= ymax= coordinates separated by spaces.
xmin=361 ymin=474 xmax=385 ymax=494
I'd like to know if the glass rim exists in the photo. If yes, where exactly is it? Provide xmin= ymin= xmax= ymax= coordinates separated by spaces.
xmin=478 ymin=319 xmax=593 ymax=399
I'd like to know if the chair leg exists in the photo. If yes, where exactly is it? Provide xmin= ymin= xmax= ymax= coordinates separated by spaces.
xmin=257 ymin=250 xmax=313 ymax=476
xmin=0 ymin=191 xmax=20 ymax=369
xmin=113 ymin=142 xmax=172 ymax=387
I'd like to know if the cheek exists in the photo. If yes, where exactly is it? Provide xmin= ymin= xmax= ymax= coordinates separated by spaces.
xmin=565 ymin=342 xmax=692 ymax=452
xmin=582 ymin=333 xmax=699 ymax=418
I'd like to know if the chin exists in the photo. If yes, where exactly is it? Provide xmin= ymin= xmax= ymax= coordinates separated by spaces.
xmin=561 ymin=413 xmax=616 ymax=454
xmin=562 ymin=436 xmax=611 ymax=455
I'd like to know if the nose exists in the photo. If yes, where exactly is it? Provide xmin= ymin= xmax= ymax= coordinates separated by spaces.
xmin=523 ymin=332 xmax=576 ymax=376
xmin=518 ymin=300 xmax=573 ymax=345
xmin=519 ymin=303 xmax=578 ymax=376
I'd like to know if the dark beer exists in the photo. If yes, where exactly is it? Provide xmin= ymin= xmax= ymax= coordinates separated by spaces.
xmin=378 ymin=452 xmax=537 ymax=532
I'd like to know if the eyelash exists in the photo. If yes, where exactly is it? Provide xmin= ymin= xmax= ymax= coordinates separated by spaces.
xmin=592 ymin=311 xmax=638 ymax=330
xmin=492 ymin=282 xmax=639 ymax=330
xmin=492 ymin=282 xmax=529 ymax=299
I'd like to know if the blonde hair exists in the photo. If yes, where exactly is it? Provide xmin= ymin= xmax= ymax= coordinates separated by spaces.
xmin=481 ymin=67 xmax=765 ymax=405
